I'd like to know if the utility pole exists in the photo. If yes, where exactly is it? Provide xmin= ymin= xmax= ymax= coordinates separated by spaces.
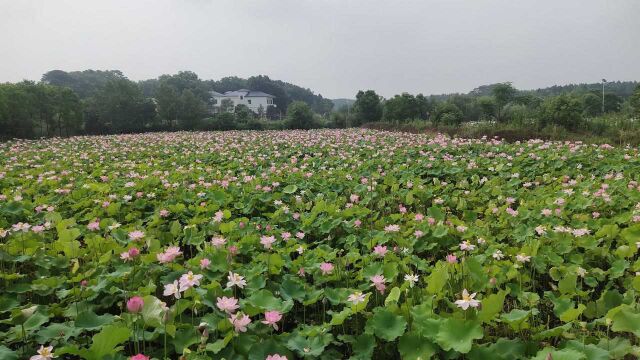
xmin=602 ymin=78 xmax=606 ymax=114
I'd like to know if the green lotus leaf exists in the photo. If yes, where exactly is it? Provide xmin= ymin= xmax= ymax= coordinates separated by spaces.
xmin=366 ymin=308 xmax=407 ymax=341
xmin=398 ymin=332 xmax=437 ymax=360
xmin=435 ymin=318 xmax=483 ymax=354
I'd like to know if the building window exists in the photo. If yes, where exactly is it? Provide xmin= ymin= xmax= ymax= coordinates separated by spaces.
xmin=212 ymin=99 xmax=217 ymax=104
xmin=240 ymin=96 xmax=243 ymax=100
xmin=248 ymin=99 xmax=251 ymax=104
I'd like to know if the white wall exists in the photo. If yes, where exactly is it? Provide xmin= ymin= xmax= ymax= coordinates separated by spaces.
xmin=212 ymin=95 xmax=274 ymax=114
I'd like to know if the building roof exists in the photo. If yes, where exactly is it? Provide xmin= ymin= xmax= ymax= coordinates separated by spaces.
xmin=246 ymin=91 xmax=275 ymax=98
xmin=213 ymin=89 xmax=275 ymax=98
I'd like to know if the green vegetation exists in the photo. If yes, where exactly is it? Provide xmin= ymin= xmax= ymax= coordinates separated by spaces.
xmin=1 ymin=129 xmax=640 ymax=359
xmin=356 ymin=82 xmax=640 ymax=145
xmin=2 ymin=71 xmax=639 ymax=145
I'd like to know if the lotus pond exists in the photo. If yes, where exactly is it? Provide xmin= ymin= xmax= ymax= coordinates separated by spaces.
xmin=1 ymin=129 xmax=640 ymax=359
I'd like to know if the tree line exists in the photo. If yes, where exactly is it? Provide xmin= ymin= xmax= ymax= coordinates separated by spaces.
xmin=341 ymin=82 xmax=640 ymax=131
xmin=0 ymin=70 xmax=335 ymax=139
xmin=2 ymin=69 xmax=639 ymax=140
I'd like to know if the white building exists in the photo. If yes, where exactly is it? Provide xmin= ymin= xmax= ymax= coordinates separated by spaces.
xmin=210 ymin=89 xmax=275 ymax=115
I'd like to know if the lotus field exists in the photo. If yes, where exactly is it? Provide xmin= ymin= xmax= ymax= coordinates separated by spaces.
xmin=2 ymin=129 xmax=640 ymax=360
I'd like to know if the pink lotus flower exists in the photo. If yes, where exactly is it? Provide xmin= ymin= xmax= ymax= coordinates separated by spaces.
xmin=266 ymin=355 xmax=288 ymax=360
xmin=320 ymin=262 xmax=334 ymax=275
xmin=226 ymin=272 xmax=247 ymax=289
xmin=354 ymin=219 xmax=362 ymax=227
xmin=178 ymin=271 xmax=203 ymax=291
xmin=128 ymin=230 xmax=145 ymax=241
xmin=229 ymin=313 xmax=251 ymax=332
xmin=261 ymin=310 xmax=283 ymax=330
xmin=370 ymin=274 xmax=386 ymax=294
xmin=120 ymin=251 xmax=132 ymax=262
xmin=127 ymin=296 xmax=144 ymax=313
xmin=217 ymin=296 xmax=239 ymax=313
xmin=348 ymin=291 xmax=366 ymax=305
xmin=211 ymin=236 xmax=226 ymax=248
xmin=163 ymin=280 xmax=181 ymax=299
xmin=200 ymin=258 xmax=211 ymax=269
xmin=384 ymin=224 xmax=400 ymax=232
xmin=157 ymin=246 xmax=182 ymax=263
xmin=446 ymin=254 xmax=458 ymax=264
xmin=130 ymin=354 xmax=150 ymax=360
xmin=459 ymin=241 xmax=475 ymax=251
xmin=260 ymin=235 xmax=276 ymax=249
xmin=87 ymin=221 xmax=100 ymax=231
xmin=213 ymin=210 xmax=224 ymax=222
xmin=373 ymin=245 xmax=388 ymax=257
xmin=414 ymin=213 xmax=424 ymax=221
xmin=159 ymin=209 xmax=170 ymax=217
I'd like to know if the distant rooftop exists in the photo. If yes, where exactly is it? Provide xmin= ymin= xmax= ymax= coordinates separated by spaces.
xmin=211 ymin=89 xmax=275 ymax=98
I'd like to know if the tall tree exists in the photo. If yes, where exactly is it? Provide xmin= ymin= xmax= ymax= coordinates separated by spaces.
xmin=179 ymin=89 xmax=206 ymax=129
xmin=155 ymin=83 xmax=180 ymax=129
xmin=492 ymin=82 xmax=517 ymax=122
xmin=383 ymin=93 xmax=420 ymax=122
xmin=630 ymin=85 xmax=640 ymax=117
xmin=286 ymin=101 xmax=314 ymax=129
xmin=353 ymin=90 xmax=382 ymax=125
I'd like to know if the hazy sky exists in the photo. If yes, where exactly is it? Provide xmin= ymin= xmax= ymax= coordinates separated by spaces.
xmin=1 ymin=0 xmax=639 ymax=98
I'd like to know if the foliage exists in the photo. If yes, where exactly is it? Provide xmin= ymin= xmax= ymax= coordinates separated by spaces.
xmin=2 ymin=129 xmax=640 ymax=359
xmin=382 ymin=93 xmax=431 ymax=123
xmin=286 ymin=101 xmax=315 ymax=129
xmin=538 ymin=94 xmax=583 ymax=130
xmin=353 ymin=90 xmax=383 ymax=125
xmin=433 ymin=102 xmax=463 ymax=125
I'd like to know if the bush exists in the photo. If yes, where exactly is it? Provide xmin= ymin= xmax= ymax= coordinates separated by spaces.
xmin=286 ymin=101 xmax=315 ymax=129
xmin=537 ymin=94 xmax=583 ymax=130
xmin=433 ymin=102 xmax=463 ymax=126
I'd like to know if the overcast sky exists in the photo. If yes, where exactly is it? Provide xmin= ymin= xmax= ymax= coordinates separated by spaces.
xmin=1 ymin=0 xmax=639 ymax=98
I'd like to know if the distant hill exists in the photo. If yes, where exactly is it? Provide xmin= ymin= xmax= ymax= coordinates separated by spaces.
xmin=439 ymin=80 xmax=639 ymax=100
xmin=331 ymin=98 xmax=355 ymax=110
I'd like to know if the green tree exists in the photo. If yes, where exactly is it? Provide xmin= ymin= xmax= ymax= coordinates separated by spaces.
xmin=92 ymin=78 xmax=149 ymax=133
xmin=155 ymin=82 xmax=179 ymax=128
xmin=603 ymin=93 xmax=623 ymax=113
xmin=415 ymin=93 xmax=433 ymax=119
xmin=476 ymin=96 xmax=496 ymax=120
xmin=234 ymin=104 xmax=253 ymax=124
xmin=220 ymin=98 xmax=234 ymax=113
xmin=538 ymin=94 xmax=582 ymax=130
xmin=353 ymin=90 xmax=382 ymax=125
xmin=178 ymin=89 xmax=206 ymax=129
xmin=383 ymin=93 xmax=420 ymax=122
xmin=492 ymin=82 xmax=517 ymax=122
xmin=286 ymin=101 xmax=314 ymax=129
xmin=582 ymin=93 xmax=601 ymax=117
xmin=433 ymin=102 xmax=463 ymax=125
xmin=630 ymin=85 xmax=640 ymax=117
